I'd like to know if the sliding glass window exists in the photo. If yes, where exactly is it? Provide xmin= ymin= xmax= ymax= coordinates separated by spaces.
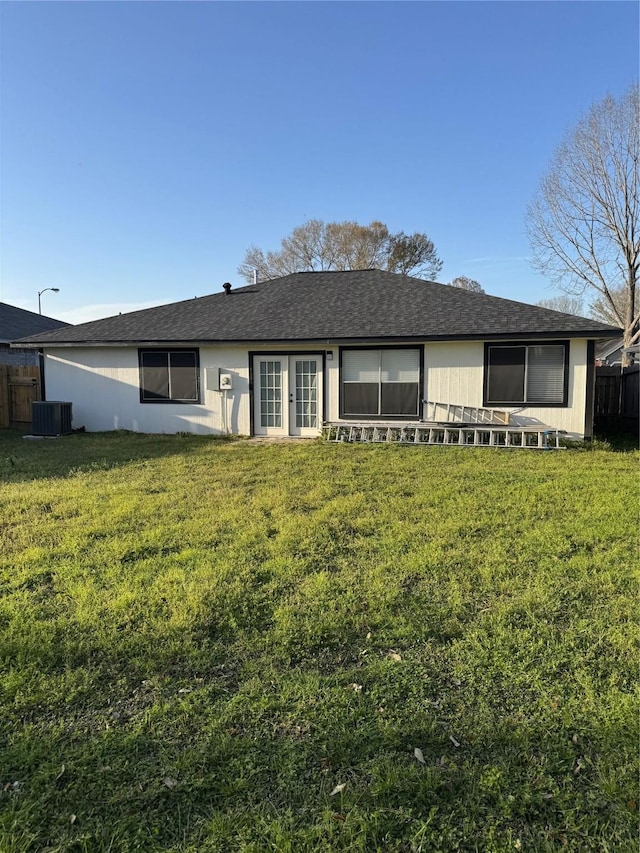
xmin=341 ymin=348 xmax=421 ymax=418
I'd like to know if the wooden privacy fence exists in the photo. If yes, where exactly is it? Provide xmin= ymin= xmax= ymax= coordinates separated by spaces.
xmin=594 ymin=365 xmax=639 ymax=431
xmin=0 ymin=365 xmax=41 ymax=429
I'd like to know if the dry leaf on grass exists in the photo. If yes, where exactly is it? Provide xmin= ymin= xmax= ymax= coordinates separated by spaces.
xmin=330 ymin=783 xmax=346 ymax=796
xmin=414 ymin=747 xmax=426 ymax=764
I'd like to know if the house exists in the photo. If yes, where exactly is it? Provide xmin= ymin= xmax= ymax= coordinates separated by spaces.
xmin=595 ymin=337 xmax=626 ymax=367
xmin=0 ymin=302 xmax=70 ymax=366
xmin=14 ymin=270 xmax=620 ymax=439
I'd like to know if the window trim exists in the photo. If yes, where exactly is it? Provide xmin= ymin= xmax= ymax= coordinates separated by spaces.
xmin=339 ymin=345 xmax=424 ymax=420
xmin=138 ymin=348 xmax=201 ymax=404
xmin=483 ymin=340 xmax=570 ymax=407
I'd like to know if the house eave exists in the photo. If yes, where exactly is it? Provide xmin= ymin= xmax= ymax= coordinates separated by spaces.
xmin=15 ymin=328 xmax=620 ymax=349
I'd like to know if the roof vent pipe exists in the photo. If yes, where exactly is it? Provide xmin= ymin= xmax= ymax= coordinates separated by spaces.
xmin=222 ymin=282 xmax=232 ymax=294
xmin=253 ymin=269 xmax=258 ymax=285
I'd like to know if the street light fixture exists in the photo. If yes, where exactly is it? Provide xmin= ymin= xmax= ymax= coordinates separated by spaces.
xmin=38 ymin=287 xmax=60 ymax=315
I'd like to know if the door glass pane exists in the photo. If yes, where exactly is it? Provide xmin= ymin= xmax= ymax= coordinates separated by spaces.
xmin=295 ymin=359 xmax=317 ymax=428
xmin=260 ymin=361 xmax=282 ymax=427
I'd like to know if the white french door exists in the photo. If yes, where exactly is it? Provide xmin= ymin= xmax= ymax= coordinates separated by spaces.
xmin=253 ymin=354 xmax=323 ymax=436
xmin=289 ymin=356 xmax=322 ymax=437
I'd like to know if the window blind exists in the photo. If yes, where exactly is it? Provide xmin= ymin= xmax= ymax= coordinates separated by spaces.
xmin=342 ymin=350 xmax=380 ymax=382
xmin=484 ymin=342 xmax=568 ymax=406
xmin=526 ymin=345 xmax=565 ymax=403
xmin=381 ymin=349 xmax=420 ymax=382
xmin=341 ymin=348 xmax=421 ymax=418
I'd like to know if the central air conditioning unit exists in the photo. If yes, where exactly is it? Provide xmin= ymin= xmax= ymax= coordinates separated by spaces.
xmin=31 ymin=401 xmax=73 ymax=436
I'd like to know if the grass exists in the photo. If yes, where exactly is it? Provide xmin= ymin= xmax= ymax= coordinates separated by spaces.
xmin=0 ymin=430 xmax=638 ymax=852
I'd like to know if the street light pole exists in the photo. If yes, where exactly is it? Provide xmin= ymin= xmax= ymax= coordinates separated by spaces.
xmin=38 ymin=288 xmax=60 ymax=314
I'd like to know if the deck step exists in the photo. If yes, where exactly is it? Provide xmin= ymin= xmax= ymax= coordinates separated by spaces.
xmin=326 ymin=423 xmax=561 ymax=449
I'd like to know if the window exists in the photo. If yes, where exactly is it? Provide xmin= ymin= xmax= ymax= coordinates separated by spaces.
xmin=139 ymin=349 xmax=200 ymax=403
xmin=341 ymin=348 xmax=421 ymax=418
xmin=484 ymin=342 xmax=568 ymax=406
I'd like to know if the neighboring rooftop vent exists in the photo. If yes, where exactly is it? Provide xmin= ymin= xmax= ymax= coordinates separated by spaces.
xmin=222 ymin=282 xmax=232 ymax=294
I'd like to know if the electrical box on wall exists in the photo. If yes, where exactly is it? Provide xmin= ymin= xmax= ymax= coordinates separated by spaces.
xmin=219 ymin=371 xmax=233 ymax=391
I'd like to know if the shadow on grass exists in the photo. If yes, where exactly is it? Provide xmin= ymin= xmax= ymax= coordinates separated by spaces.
xmin=0 ymin=429 xmax=236 ymax=484
xmin=593 ymin=428 xmax=639 ymax=452
xmin=3 ymin=648 xmax=637 ymax=853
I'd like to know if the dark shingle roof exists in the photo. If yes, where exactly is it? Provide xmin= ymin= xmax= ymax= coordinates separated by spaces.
xmin=1 ymin=302 xmax=70 ymax=343
xmin=15 ymin=270 xmax=620 ymax=347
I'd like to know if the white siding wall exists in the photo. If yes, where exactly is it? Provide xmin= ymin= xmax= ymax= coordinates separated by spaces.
xmin=425 ymin=341 xmax=486 ymax=409
xmin=44 ymin=339 xmax=590 ymax=438
xmin=44 ymin=346 xmax=252 ymax=435
xmin=326 ymin=348 xmax=340 ymax=422
xmin=424 ymin=339 xmax=588 ymax=437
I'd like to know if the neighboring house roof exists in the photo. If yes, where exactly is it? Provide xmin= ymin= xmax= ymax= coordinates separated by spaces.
xmin=595 ymin=337 xmax=624 ymax=364
xmin=1 ymin=302 xmax=70 ymax=344
xmin=14 ymin=270 xmax=620 ymax=347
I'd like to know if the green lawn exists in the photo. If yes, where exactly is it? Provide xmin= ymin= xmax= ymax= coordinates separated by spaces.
xmin=0 ymin=431 xmax=637 ymax=852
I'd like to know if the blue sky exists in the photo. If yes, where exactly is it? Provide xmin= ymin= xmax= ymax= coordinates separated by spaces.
xmin=1 ymin=1 xmax=638 ymax=324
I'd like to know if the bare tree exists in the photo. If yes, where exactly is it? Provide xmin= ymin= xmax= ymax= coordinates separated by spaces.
xmin=448 ymin=276 xmax=485 ymax=293
xmin=330 ymin=220 xmax=391 ymax=270
xmin=536 ymin=295 xmax=585 ymax=315
xmin=589 ymin=285 xmax=628 ymax=328
xmin=238 ymin=220 xmax=335 ymax=283
xmin=527 ymin=84 xmax=639 ymax=363
xmin=237 ymin=220 xmax=442 ymax=283
xmin=387 ymin=232 xmax=443 ymax=279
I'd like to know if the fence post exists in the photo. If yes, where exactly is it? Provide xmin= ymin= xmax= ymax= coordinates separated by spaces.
xmin=0 ymin=366 xmax=9 ymax=429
